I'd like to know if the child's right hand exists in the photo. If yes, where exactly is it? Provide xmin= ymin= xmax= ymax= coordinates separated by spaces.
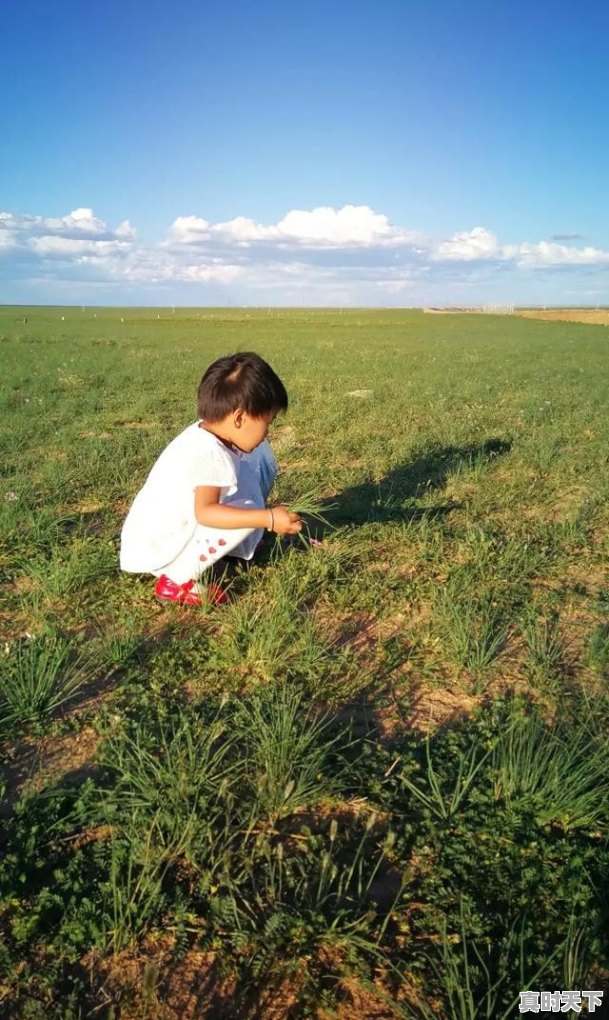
xmin=271 ymin=505 xmax=302 ymax=535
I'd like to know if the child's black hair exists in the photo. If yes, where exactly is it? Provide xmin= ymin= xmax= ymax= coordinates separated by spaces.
xmin=197 ymin=352 xmax=288 ymax=422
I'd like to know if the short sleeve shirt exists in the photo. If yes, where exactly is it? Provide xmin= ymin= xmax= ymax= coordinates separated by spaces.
xmin=120 ymin=422 xmax=240 ymax=572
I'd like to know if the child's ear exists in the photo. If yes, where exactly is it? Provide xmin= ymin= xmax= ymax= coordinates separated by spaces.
xmin=233 ymin=408 xmax=245 ymax=429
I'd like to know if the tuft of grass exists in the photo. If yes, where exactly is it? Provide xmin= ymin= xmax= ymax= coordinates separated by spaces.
xmin=491 ymin=706 xmax=609 ymax=832
xmin=99 ymin=709 xmax=238 ymax=866
xmin=284 ymin=487 xmax=337 ymax=548
xmin=0 ymin=632 xmax=95 ymax=731
xmin=238 ymin=685 xmax=347 ymax=822
xmin=397 ymin=727 xmax=492 ymax=822
xmin=520 ymin=608 xmax=565 ymax=691
xmin=587 ymin=622 xmax=609 ymax=674
xmin=107 ymin=826 xmax=169 ymax=955
xmin=97 ymin=689 xmax=367 ymax=963
xmin=201 ymin=555 xmax=353 ymax=696
xmin=286 ymin=488 xmax=336 ymax=524
xmin=396 ymin=902 xmax=566 ymax=1020
xmin=435 ymin=588 xmax=509 ymax=676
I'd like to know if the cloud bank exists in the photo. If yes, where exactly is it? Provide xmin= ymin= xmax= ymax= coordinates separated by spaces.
xmin=1 ymin=203 xmax=608 ymax=305
xmin=168 ymin=204 xmax=421 ymax=249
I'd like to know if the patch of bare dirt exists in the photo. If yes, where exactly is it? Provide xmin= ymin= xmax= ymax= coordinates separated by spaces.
xmin=112 ymin=496 xmax=133 ymax=517
xmin=550 ymin=560 xmax=606 ymax=596
xmin=1 ymin=726 xmax=100 ymax=814
xmin=8 ymin=574 xmax=34 ymax=597
xmin=85 ymin=936 xmax=411 ymax=1019
xmin=330 ymin=610 xmax=379 ymax=657
xmin=69 ymin=499 xmax=105 ymax=514
xmin=405 ymin=683 xmax=481 ymax=733
xmin=26 ymin=725 xmax=100 ymax=794
xmin=323 ymin=977 xmax=404 ymax=1019
xmin=83 ymin=942 xmax=252 ymax=1019
xmin=518 ymin=308 xmax=609 ymax=326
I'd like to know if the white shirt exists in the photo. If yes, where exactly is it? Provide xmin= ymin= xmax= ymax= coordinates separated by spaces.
xmin=120 ymin=422 xmax=240 ymax=573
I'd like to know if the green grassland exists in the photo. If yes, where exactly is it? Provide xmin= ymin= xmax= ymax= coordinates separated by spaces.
xmin=1 ymin=306 xmax=608 ymax=1017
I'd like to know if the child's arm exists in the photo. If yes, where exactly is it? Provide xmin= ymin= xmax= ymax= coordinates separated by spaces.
xmin=195 ymin=486 xmax=302 ymax=535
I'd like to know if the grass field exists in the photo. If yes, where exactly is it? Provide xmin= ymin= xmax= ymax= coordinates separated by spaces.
xmin=1 ymin=306 xmax=609 ymax=1018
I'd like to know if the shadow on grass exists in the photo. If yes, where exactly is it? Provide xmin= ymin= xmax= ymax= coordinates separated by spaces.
xmin=6 ymin=681 xmax=601 ymax=1019
xmin=248 ymin=437 xmax=511 ymax=564
xmin=0 ymin=617 xmax=182 ymax=817
xmin=326 ymin=436 xmax=512 ymax=528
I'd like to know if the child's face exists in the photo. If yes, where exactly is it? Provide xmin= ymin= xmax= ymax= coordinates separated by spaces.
xmin=231 ymin=409 xmax=276 ymax=453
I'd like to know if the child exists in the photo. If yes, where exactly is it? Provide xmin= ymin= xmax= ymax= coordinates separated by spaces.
xmin=120 ymin=352 xmax=302 ymax=605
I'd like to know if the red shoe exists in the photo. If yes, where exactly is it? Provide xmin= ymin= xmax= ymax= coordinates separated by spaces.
xmin=154 ymin=575 xmax=228 ymax=606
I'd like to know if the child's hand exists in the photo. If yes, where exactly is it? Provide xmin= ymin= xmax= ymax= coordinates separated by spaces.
xmin=271 ymin=505 xmax=303 ymax=535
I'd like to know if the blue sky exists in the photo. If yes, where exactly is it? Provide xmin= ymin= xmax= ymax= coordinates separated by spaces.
xmin=1 ymin=0 xmax=608 ymax=306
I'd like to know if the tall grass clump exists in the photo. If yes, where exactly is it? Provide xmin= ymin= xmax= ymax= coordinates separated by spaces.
xmin=98 ymin=688 xmax=350 ymax=916
xmin=238 ymin=686 xmax=347 ymax=821
xmin=213 ymin=595 xmax=333 ymax=688
xmin=203 ymin=554 xmax=353 ymax=696
xmin=107 ymin=826 xmax=170 ymax=954
xmin=428 ymin=528 xmax=546 ymax=681
xmin=378 ymin=696 xmax=609 ymax=1018
xmin=396 ymin=727 xmax=492 ymax=822
xmin=520 ymin=607 xmax=565 ymax=691
xmin=587 ymin=622 xmax=609 ymax=674
xmin=434 ymin=587 xmax=509 ymax=675
xmin=0 ymin=632 xmax=95 ymax=731
xmin=99 ymin=709 xmax=239 ymax=868
xmin=96 ymin=688 xmax=407 ymax=984
xmin=398 ymin=904 xmax=566 ymax=1020
xmin=491 ymin=707 xmax=609 ymax=831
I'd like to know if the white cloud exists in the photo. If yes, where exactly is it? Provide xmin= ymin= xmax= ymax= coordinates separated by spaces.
xmin=275 ymin=204 xmax=416 ymax=247
xmin=170 ymin=204 xmax=421 ymax=249
xmin=74 ymin=246 xmax=243 ymax=285
xmin=212 ymin=216 xmax=271 ymax=244
xmin=3 ymin=203 xmax=609 ymax=306
xmin=514 ymin=241 xmax=609 ymax=268
xmin=168 ymin=215 xmax=211 ymax=243
xmin=432 ymin=227 xmax=609 ymax=269
xmin=54 ymin=207 xmax=106 ymax=233
xmin=376 ymin=279 xmax=415 ymax=294
xmin=180 ymin=263 xmax=242 ymax=282
xmin=0 ymin=207 xmax=111 ymax=239
xmin=434 ymin=227 xmax=500 ymax=261
xmin=0 ymin=207 xmax=136 ymax=250
xmin=0 ymin=229 xmax=17 ymax=250
xmin=30 ymin=235 xmax=131 ymax=257
xmin=115 ymin=219 xmax=137 ymax=239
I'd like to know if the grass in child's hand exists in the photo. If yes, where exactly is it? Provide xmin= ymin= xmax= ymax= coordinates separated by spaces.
xmin=286 ymin=489 xmax=336 ymax=523
xmin=285 ymin=489 xmax=337 ymax=548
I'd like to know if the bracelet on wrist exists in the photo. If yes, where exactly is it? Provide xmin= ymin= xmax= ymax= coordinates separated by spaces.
xmin=267 ymin=508 xmax=275 ymax=532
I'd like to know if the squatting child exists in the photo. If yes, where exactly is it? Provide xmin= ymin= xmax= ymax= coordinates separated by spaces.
xmin=120 ymin=352 xmax=302 ymax=605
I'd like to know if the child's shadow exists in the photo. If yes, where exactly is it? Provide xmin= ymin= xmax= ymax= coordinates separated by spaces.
xmin=321 ymin=436 xmax=512 ymax=531
xmin=324 ymin=436 xmax=510 ymax=530
xmin=243 ymin=437 xmax=512 ymax=569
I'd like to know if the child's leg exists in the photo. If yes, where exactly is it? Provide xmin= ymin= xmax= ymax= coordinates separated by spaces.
xmin=242 ymin=439 xmax=278 ymax=501
xmin=153 ymin=510 xmax=261 ymax=586
xmin=225 ymin=441 xmax=278 ymax=560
